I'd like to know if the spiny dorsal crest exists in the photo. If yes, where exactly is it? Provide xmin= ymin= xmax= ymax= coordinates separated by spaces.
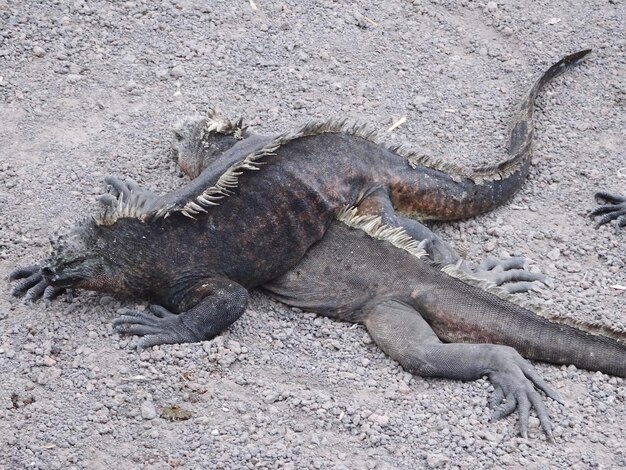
xmin=205 ymin=108 xmax=247 ymax=140
xmin=338 ymin=204 xmax=625 ymax=345
xmin=160 ymin=119 xmax=382 ymax=220
xmin=336 ymin=205 xmax=428 ymax=259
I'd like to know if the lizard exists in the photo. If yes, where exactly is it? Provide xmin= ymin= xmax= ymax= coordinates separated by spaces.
xmin=9 ymin=50 xmax=619 ymax=440
xmin=9 ymin=49 xmax=590 ymax=347
xmin=6 ymin=49 xmax=588 ymax=344
xmin=260 ymin=208 xmax=626 ymax=442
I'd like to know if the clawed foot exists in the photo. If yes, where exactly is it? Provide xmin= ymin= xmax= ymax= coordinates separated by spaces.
xmin=9 ymin=264 xmax=69 ymax=304
xmin=113 ymin=305 xmax=200 ymax=349
xmin=471 ymin=257 xmax=547 ymax=294
xmin=589 ymin=192 xmax=626 ymax=230
xmin=488 ymin=347 xmax=563 ymax=442
xmin=416 ymin=239 xmax=547 ymax=294
xmin=99 ymin=175 xmax=159 ymax=218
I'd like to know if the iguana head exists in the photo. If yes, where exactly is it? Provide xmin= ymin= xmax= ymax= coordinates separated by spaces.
xmin=42 ymin=219 xmax=124 ymax=293
xmin=172 ymin=109 xmax=247 ymax=179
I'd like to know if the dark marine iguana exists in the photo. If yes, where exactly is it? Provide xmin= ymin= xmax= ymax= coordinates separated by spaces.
xmin=10 ymin=49 xmax=591 ymax=334
xmin=9 ymin=49 xmax=591 ymax=346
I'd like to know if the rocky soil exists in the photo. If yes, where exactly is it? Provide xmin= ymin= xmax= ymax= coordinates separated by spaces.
xmin=1 ymin=0 xmax=624 ymax=469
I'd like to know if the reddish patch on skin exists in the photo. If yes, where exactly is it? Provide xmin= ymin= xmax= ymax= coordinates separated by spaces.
xmin=178 ymin=159 xmax=200 ymax=179
xmin=356 ymin=194 xmax=386 ymax=215
xmin=388 ymin=180 xmax=458 ymax=220
xmin=77 ymin=273 xmax=127 ymax=296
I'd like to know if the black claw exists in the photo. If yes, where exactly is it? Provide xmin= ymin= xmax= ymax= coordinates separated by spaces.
xmin=11 ymin=272 xmax=43 ymax=297
xmin=149 ymin=305 xmax=178 ymax=318
xmin=590 ymin=191 xmax=626 ymax=230
xmin=43 ymin=285 xmax=64 ymax=301
xmin=503 ymin=282 xmax=541 ymax=294
xmin=595 ymin=212 xmax=619 ymax=227
xmin=489 ymin=386 xmax=505 ymax=409
xmin=25 ymin=280 xmax=48 ymax=301
xmin=588 ymin=204 xmax=617 ymax=218
xmin=491 ymin=396 xmax=517 ymax=421
xmin=9 ymin=264 xmax=40 ymax=282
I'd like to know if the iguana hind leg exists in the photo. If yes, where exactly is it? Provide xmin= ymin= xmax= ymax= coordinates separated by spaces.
xmin=357 ymin=189 xmax=546 ymax=292
xmin=363 ymin=299 xmax=561 ymax=441
xmin=475 ymin=257 xmax=547 ymax=293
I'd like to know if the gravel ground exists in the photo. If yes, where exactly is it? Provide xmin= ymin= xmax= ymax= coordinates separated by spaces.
xmin=1 ymin=0 xmax=625 ymax=468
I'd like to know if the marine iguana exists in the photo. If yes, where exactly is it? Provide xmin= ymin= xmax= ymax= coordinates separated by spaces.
xmin=590 ymin=191 xmax=626 ymax=229
xmin=262 ymin=208 xmax=626 ymax=441
xmin=10 ymin=49 xmax=590 ymax=346
xmin=9 ymin=48 xmax=591 ymax=334
xmin=169 ymin=103 xmax=625 ymax=441
xmin=168 ymin=111 xmax=546 ymax=292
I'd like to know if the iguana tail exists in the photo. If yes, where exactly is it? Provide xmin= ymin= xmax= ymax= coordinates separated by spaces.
xmin=389 ymin=49 xmax=592 ymax=221
xmin=415 ymin=265 xmax=626 ymax=377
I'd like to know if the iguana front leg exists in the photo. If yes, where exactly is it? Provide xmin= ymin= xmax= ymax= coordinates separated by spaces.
xmin=363 ymin=300 xmax=561 ymax=441
xmin=589 ymin=191 xmax=626 ymax=230
xmin=113 ymin=278 xmax=249 ymax=349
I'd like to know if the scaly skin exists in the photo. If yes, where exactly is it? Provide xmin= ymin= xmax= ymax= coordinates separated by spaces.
xmin=9 ymin=50 xmax=614 ymax=442
xmin=171 ymin=113 xmax=547 ymax=290
xmin=262 ymin=220 xmax=626 ymax=441
xmin=10 ymin=51 xmax=587 ymax=347
xmin=157 ymin=51 xmax=590 ymax=225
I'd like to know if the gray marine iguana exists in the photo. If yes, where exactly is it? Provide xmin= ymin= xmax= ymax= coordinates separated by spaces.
xmin=97 ymin=172 xmax=626 ymax=442
xmin=10 ymin=50 xmax=591 ymax=343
